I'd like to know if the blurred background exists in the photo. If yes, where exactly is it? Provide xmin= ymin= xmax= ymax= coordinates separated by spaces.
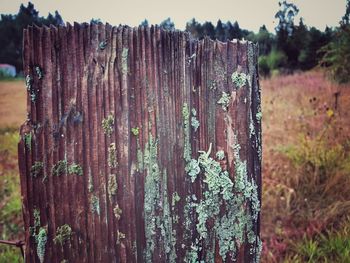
xmin=0 ymin=0 xmax=349 ymax=262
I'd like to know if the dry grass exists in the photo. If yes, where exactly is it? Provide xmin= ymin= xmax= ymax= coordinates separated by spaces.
xmin=0 ymin=80 xmax=25 ymax=262
xmin=261 ymin=70 xmax=350 ymax=262
xmin=0 ymin=79 xmax=26 ymax=128
xmin=0 ymin=127 xmax=23 ymax=262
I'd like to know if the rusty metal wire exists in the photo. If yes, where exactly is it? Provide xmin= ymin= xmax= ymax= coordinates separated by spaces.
xmin=0 ymin=239 xmax=25 ymax=257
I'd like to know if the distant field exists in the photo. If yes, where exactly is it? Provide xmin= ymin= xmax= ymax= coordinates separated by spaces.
xmin=0 ymin=79 xmax=26 ymax=128
xmin=0 ymin=71 xmax=349 ymax=262
xmin=0 ymin=80 xmax=25 ymax=262
xmin=261 ymin=70 xmax=350 ymax=262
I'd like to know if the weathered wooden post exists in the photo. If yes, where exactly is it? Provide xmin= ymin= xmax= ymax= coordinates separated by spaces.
xmin=18 ymin=23 xmax=262 ymax=262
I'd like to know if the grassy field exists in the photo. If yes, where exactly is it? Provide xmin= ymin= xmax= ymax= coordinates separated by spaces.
xmin=0 ymin=72 xmax=349 ymax=262
xmin=261 ymin=71 xmax=350 ymax=262
xmin=0 ymin=80 xmax=26 ymax=128
xmin=0 ymin=79 xmax=26 ymax=262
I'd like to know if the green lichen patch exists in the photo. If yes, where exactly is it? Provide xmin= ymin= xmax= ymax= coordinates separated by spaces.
xmin=255 ymin=238 xmax=263 ymax=263
xmin=29 ymin=208 xmax=41 ymax=237
xmin=214 ymin=134 xmax=261 ymax=260
xmin=31 ymin=161 xmax=44 ymax=178
xmin=185 ymin=159 xmax=200 ymax=183
xmin=171 ymin=192 xmax=180 ymax=224
xmin=99 ymin=40 xmax=108 ymax=50
xmin=108 ymin=143 xmax=117 ymax=168
xmin=256 ymin=111 xmax=262 ymax=122
xmin=186 ymin=140 xmax=261 ymax=261
xmin=35 ymin=66 xmax=44 ymax=80
xmin=121 ymin=48 xmax=129 ymax=75
xmin=90 ymin=195 xmax=100 ymax=215
xmin=182 ymin=103 xmax=191 ymax=162
xmin=208 ymin=79 xmax=217 ymax=90
xmin=217 ymin=92 xmax=231 ymax=111
xmin=160 ymin=170 xmax=177 ymax=262
xmin=116 ymin=231 xmax=126 ymax=244
xmin=142 ymin=136 xmax=177 ymax=261
xmin=68 ymin=163 xmax=83 ymax=176
xmin=193 ymin=144 xmax=234 ymax=237
xmin=30 ymin=91 xmax=38 ymax=102
xmin=191 ymin=108 xmax=200 ymax=132
xmin=108 ymin=174 xmax=118 ymax=198
xmin=25 ymin=74 xmax=38 ymax=102
xmin=29 ymin=209 xmax=47 ymax=263
xmin=184 ymin=241 xmax=201 ymax=263
xmin=34 ymin=209 xmax=41 ymax=226
xmin=88 ymin=173 xmax=94 ymax=193
xmin=25 ymin=75 xmax=33 ymax=90
xmin=172 ymin=192 xmax=180 ymax=206
xmin=131 ymin=127 xmax=139 ymax=136
xmin=52 ymin=160 xmax=68 ymax=176
xmin=183 ymin=195 xmax=196 ymax=257
xmin=24 ymin=132 xmax=32 ymax=150
xmin=113 ymin=204 xmax=122 ymax=221
xmin=231 ymin=71 xmax=249 ymax=89
xmin=53 ymin=224 xmax=72 ymax=246
xmin=36 ymin=227 xmax=47 ymax=263
xmin=216 ymin=150 xmax=225 ymax=160
xmin=102 ymin=114 xmax=114 ymax=137
xmin=231 ymin=136 xmax=260 ymax=220
xmin=143 ymin=135 xmax=161 ymax=261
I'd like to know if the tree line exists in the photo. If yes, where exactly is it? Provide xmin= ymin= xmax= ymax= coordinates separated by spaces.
xmin=0 ymin=2 xmax=63 ymax=73
xmin=0 ymin=1 xmax=349 ymax=83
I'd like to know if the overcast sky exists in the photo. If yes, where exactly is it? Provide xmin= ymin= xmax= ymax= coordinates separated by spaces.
xmin=0 ymin=0 xmax=347 ymax=32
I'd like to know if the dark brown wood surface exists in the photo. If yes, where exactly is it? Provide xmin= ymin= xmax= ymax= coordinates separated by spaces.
xmin=18 ymin=23 xmax=262 ymax=263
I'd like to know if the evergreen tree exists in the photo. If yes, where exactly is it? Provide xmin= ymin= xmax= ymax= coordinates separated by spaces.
xmin=90 ymin=18 xmax=102 ymax=24
xmin=186 ymin=18 xmax=203 ymax=39
xmin=202 ymin=21 xmax=215 ymax=39
xmin=320 ymin=0 xmax=350 ymax=83
xmin=298 ymin=26 xmax=332 ymax=70
xmin=247 ymin=25 xmax=274 ymax=55
xmin=215 ymin=20 xmax=226 ymax=41
xmin=342 ymin=0 xmax=350 ymax=26
xmin=287 ymin=18 xmax=308 ymax=68
xmin=159 ymin=18 xmax=175 ymax=31
xmin=275 ymin=0 xmax=299 ymax=60
xmin=0 ymin=2 xmax=64 ymax=73
xmin=140 ymin=19 xmax=149 ymax=27
xmin=232 ymin=21 xmax=242 ymax=39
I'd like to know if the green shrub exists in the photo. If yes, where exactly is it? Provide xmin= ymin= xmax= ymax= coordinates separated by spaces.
xmin=284 ymin=219 xmax=350 ymax=262
xmin=281 ymin=130 xmax=350 ymax=224
xmin=258 ymin=55 xmax=270 ymax=77
xmin=0 ymin=128 xmax=19 ymax=156
xmin=258 ymin=49 xmax=287 ymax=77
xmin=0 ymin=245 xmax=22 ymax=263
xmin=320 ymin=25 xmax=350 ymax=84
xmin=266 ymin=49 xmax=288 ymax=70
xmin=0 ymin=128 xmax=23 ymax=262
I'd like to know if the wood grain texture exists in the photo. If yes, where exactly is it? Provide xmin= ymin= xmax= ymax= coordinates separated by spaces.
xmin=19 ymin=24 xmax=262 ymax=263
